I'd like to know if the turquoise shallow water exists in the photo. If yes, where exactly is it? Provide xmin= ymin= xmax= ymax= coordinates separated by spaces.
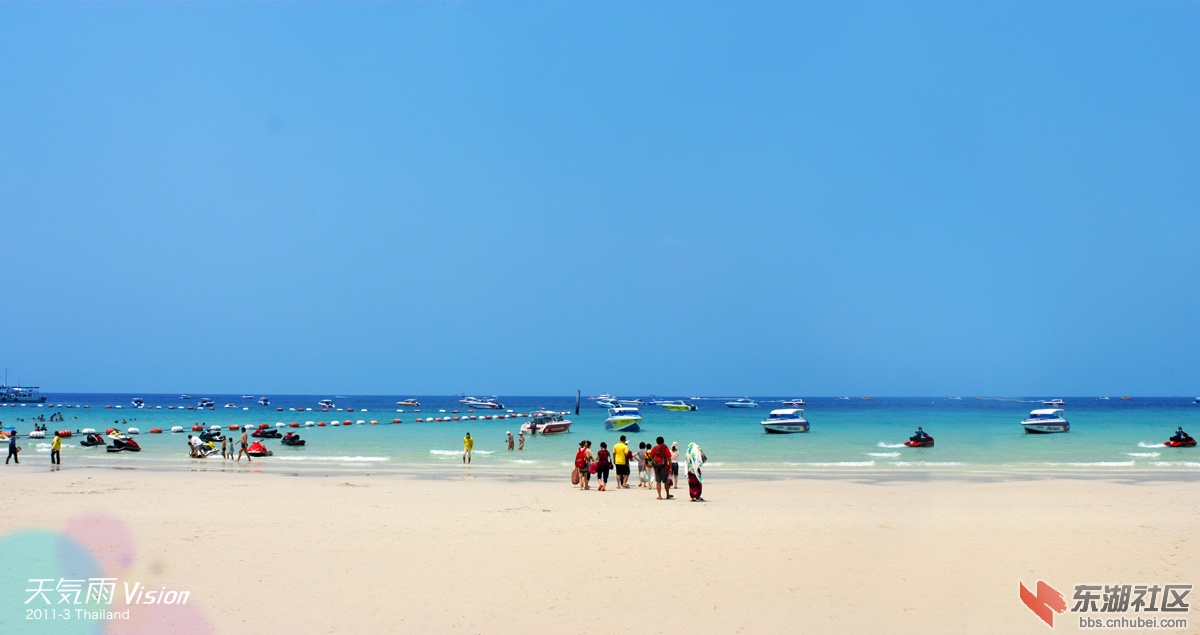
xmin=5 ymin=394 xmax=1200 ymax=479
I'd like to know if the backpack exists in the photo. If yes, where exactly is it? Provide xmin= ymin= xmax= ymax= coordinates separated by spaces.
xmin=652 ymin=446 xmax=666 ymax=467
xmin=575 ymin=448 xmax=587 ymax=469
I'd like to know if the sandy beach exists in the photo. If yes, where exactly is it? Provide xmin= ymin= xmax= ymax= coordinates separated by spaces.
xmin=0 ymin=466 xmax=1195 ymax=634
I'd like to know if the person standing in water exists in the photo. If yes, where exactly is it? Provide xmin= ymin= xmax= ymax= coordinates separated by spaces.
xmin=50 ymin=431 xmax=62 ymax=466
xmin=518 ymin=432 xmax=525 ymax=451
xmin=463 ymin=432 xmax=474 ymax=464
xmin=236 ymin=428 xmax=252 ymax=463
xmin=506 ymin=431 xmax=514 ymax=451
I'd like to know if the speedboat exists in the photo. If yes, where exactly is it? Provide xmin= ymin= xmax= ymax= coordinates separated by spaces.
xmin=725 ymin=398 xmax=758 ymax=408
xmin=646 ymin=396 xmax=669 ymax=406
xmin=782 ymin=398 xmax=805 ymax=407
xmin=595 ymin=398 xmax=619 ymax=408
xmin=397 ymin=399 xmax=420 ymax=407
xmin=1099 ymin=396 xmax=1110 ymax=400
xmin=604 ymin=407 xmax=642 ymax=432
xmin=180 ymin=393 xmax=192 ymax=399
xmin=838 ymin=397 xmax=850 ymax=401
xmin=462 ymin=397 xmax=504 ymax=409
xmin=318 ymin=399 xmax=335 ymax=409
xmin=197 ymin=398 xmax=215 ymax=408
xmin=1041 ymin=399 xmax=1065 ymax=407
xmin=1194 ymin=397 xmax=1199 ymax=404
xmin=617 ymin=398 xmax=644 ymax=406
xmin=1120 ymin=396 xmax=1133 ymax=401
xmin=242 ymin=395 xmax=254 ymax=399
xmin=521 ymin=411 xmax=572 ymax=435
xmin=223 ymin=403 xmax=236 ymax=408
xmin=588 ymin=393 xmax=615 ymax=401
xmin=661 ymin=400 xmax=697 ymax=411
xmin=761 ymin=409 xmax=809 ymax=434
xmin=258 ymin=396 xmax=270 ymax=406
xmin=1021 ymin=409 xmax=1070 ymax=434
xmin=131 ymin=397 xmax=145 ymax=408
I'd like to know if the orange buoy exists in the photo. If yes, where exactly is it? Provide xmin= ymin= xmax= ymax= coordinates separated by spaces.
xmin=150 ymin=428 xmax=163 ymax=434
xmin=289 ymin=422 xmax=299 ymax=428
xmin=318 ymin=422 xmax=326 ymax=427
xmin=392 ymin=419 xmax=401 ymax=423
xmin=229 ymin=424 xmax=240 ymax=430
xmin=415 ymin=418 xmax=423 ymax=422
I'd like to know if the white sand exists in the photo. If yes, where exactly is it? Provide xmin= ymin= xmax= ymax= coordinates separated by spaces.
xmin=0 ymin=467 xmax=1196 ymax=634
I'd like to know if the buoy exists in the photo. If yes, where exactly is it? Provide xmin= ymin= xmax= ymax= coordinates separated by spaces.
xmin=331 ymin=421 xmax=341 ymax=426
xmin=229 ymin=424 xmax=240 ymax=430
xmin=369 ymin=420 xmax=378 ymax=425
xmin=415 ymin=418 xmax=423 ymax=423
xmin=289 ymin=422 xmax=299 ymax=428
xmin=347 ymin=408 xmax=354 ymax=412
xmin=29 ymin=431 xmax=45 ymax=438
xmin=81 ymin=428 xmax=96 ymax=434
xmin=192 ymin=425 xmax=203 ymax=431
xmin=127 ymin=428 xmax=140 ymax=435
xmin=171 ymin=426 xmax=184 ymax=433
xmin=344 ymin=420 xmax=352 ymax=425
xmin=276 ymin=407 xmax=283 ymax=411
xmin=210 ymin=425 xmax=221 ymax=431
xmin=392 ymin=418 xmax=401 ymax=424
xmin=105 ymin=405 xmax=112 ymax=409
xmin=452 ymin=410 xmax=459 ymax=414
xmin=305 ymin=421 xmax=315 ymax=427
xmin=150 ymin=428 xmax=163 ymax=434
xmin=56 ymin=430 xmax=72 ymax=437
xmin=258 ymin=423 xmax=269 ymax=429
xmin=275 ymin=422 xmax=286 ymax=428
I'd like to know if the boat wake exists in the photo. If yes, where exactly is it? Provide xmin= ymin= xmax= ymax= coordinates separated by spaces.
xmin=1137 ymin=441 xmax=1166 ymax=448
xmin=1126 ymin=452 xmax=1161 ymax=458
xmin=866 ymin=452 xmax=901 ymax=458
xmin=876 ymin=442 xmax=905 ymax=448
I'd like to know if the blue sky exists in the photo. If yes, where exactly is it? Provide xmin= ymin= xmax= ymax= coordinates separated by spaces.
xmin=1 ymin=2 xmax=1196 ymax=396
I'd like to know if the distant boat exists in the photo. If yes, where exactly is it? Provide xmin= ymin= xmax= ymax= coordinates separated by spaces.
xmin=180 ymin=394 xmax=192 ymax=400
xmin=782 ymin=398 xmax=806 ymax=407
xmin=461 ymin=396 xmax=503 ymax=409
xmin=397 ymin=399 xmax=420 ymax=407
xmin=617 ymin=398 xmax=644 ymax=406
xmin=1120 ymin=396 xmax=1133 ymax=401
xmin=1042 ymin=399 xmax=1066 ymax=407
xmin=131 ymin=397 xmax=145 ymax=408
xmin=588 ymin=393 xmax=614 ymax=401
xmin=258 ymin=396 xmax=270 ymax=406
xmin=947 ymin=397 xmax=962 ymax=400
xmin=661 ymin=400 xmax=697 ymax=411
xmin=860 ymin=396 xmax=873 ymax=401
xmin=223 ymin=403 xmax=236 ymax=408
xmin=595 ymin=398 xmax=619 ymax=409
xmin=725 ymin=398 xmax=758 ymax=408
xmin=197 ymin=398 xmax=215 ymax=408
xmin=761 ymin=409 xmax=809 ymax=434
xmin=241 ymin=395 xmax=254 ymax=399
xmin=522 ymin=411 xmax=572 ymax=435
xmin=1194 ymin=397 xmax=1200 ymax=404
xmin=1099 ymin=396 xmax=1110 ymax=400
xmin=318 ymin=399 xmax=335 ymax=409
xmin=1021 ymin=408 xmax=1069 ymax=434
xmin=838 ymin=397 xmax=850 ymax=401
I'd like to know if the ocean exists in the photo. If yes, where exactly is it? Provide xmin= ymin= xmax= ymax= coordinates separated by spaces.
xmin=5 ymin=394 xmax=1200 ymax=479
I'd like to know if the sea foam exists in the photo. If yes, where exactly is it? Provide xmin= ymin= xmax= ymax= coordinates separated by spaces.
xmin=1137 ymin=441 xmax=1166 ymax=448
xmin=866 ymin=452 xmax=901 ymax=458
xmin=876 ymin=442 xmax=905 ymax=448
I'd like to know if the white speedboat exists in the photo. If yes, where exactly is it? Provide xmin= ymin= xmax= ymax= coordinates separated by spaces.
xmin=462 ymin=396 xmax=503 ymax=409
xmin=1194 ymin=397 xmax=1199 ymax=404
xmin=1041 ymin=399 xmax=1066 ymax=407
xmin=131 ymin=397 xmax=145 ymax=408
xmin=521 ymin=411 xmax=572 ymax=435
xmin=595 ymin=398 xmax=619 ymax=408
xmin=782 ymin=398 xmax=805 ymax=407
xmin=588 ymin=393 xmax=615 ymax=401
xmin=241 ymin=395 xmax=254 ymax=399
xmin=604 ymin=407 xmax=642 ymax=432
xmin=661 ymin=400 xmax=697 ymax=411
xmin=1021 ymin=409 xmax=1069 ymax=434
xmin=761 ymin=408 xmax=809 ymax=434
xmin=197 ymin=398 xmax=215 ymax=408
xmin=397 ymin=399 xmax=420 ymax=407
xmin=617 ymin=398 xmax=644 ymax=406
xmin=725 ymin=398 xmax=758 ymax=408
xmin=223 ymin=403 xmax=236 ymax=408
xmin=1099 ymin=396 xmax=1110 ymax=400
xmin=318 ymin=399 xmax=335 ymax=410
xmin=258 ymin=396 xmax=270 ymax=406
xmin=180 ymin=393 xmax=192 ymax=400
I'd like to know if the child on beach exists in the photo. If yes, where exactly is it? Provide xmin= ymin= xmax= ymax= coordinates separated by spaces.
xmin=635 ymin=442 xmax=648 ymax=487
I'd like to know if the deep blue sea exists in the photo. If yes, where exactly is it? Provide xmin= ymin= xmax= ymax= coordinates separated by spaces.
xmin=5 ymin=394 xmax=1199 ymax=479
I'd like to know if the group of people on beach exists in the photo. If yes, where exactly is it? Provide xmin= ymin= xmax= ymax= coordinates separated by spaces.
xmin=572 ymin=435 xmax=708 ymax=501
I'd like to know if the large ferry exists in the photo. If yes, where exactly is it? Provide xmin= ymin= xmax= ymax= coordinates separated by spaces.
xmin=0 ymin=384 xmax=46 ymax=403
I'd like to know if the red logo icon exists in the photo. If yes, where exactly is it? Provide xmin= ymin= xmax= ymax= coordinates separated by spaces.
xmin=1020 ymin=580 xmax=1067 ymax=627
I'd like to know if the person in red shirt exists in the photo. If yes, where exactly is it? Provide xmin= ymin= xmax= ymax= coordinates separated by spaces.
xmin=649 ymin=437 xmax=674 ymax=500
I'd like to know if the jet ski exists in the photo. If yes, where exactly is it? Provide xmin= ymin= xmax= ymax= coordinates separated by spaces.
xmin=107 ymin=437 xmax=142 ymax=452
xmin=281 ymin=433 xmax=306 ymax=447
xmin=252 ymin=428 xmax=282 ymax=439
xmin=1165 ymin=435 xmax=1196 ymax=448
xmin=196 ymin=442 xmax=219 ymax=458
xmin=80 ymin=433 xmax=107 ymax=447
xmin=199 ymin=430 xmax=226 ymax=442
xmin=246 ymin=441 xmax=273 ymax=457
xmin=904 ymin=435 xmax=935 ymax=448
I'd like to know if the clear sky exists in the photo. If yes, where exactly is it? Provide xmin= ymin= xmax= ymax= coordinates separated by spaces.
xmin=1 ymin=2 xmax=1196 ymax=396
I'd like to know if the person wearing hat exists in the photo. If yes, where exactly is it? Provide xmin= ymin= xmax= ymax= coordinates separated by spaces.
xmin=506 ymin=431 xmax=514 ymax=451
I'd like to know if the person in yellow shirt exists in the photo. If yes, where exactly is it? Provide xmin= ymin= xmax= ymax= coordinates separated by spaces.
xmin=612 ymin=435 xmax=632 ymax=489
xmin=50 ymin=432 xmax=62 ymax=466
xmin=463 ymin=432 xmax=474 ymax=464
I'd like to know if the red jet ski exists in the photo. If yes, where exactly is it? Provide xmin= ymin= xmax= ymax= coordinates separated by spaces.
xmin=1165 ymin=436 xmax=1196 ymax=448
xmin=107 ymin=437 xmax=141 ymax=452
xmin=904 ymin=436 xmax=935 ymax=448
xmin=246 ymin=441 xmax=273 ymax=457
